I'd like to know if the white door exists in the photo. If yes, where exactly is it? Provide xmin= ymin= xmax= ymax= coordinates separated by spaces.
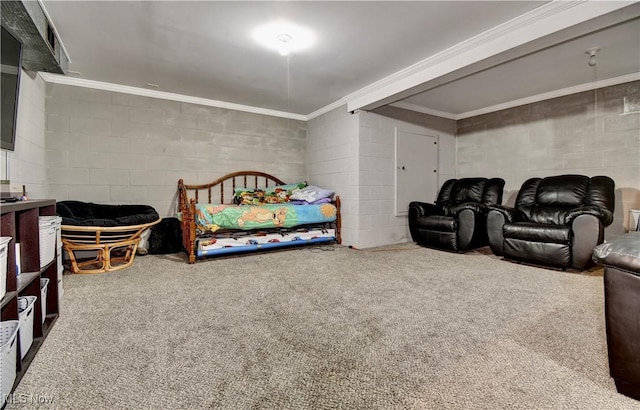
xmin=395 ymin=129 xmax=438 ymax=216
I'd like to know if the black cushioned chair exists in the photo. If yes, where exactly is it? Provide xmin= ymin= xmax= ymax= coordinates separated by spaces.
xmin=408 ymin=178 xmax=505 ymax=252
xmin=487 ymin=174 xmax=614 ymax=270
xmin=57 ymin=201 xmax=160 ymax=273
xmin=593 ymin=233 xmax=640 ymax=401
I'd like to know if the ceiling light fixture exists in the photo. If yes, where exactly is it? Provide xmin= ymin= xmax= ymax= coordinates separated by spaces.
xmin=252 ymin=21 xmax=314 ymax=55
xmin=585 ymin=47 xmax=599 ymax=67
xmin=277 ymin=34 xmax=292 ymax=56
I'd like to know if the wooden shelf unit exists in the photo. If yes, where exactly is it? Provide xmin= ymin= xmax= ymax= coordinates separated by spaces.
xmin=0 ymin=199 xmax=60 ymax=396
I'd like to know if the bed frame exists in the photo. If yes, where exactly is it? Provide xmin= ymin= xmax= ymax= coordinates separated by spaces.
xmin=178 ymin=171 xmax=341 ymax=264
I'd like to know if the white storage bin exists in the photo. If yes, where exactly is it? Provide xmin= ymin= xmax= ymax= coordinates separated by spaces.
xmin=39 ymin=216 xmax=61 ymax=269
xmin=17 ymin=296 xmax=36 ymax=360
xmin=40 ymin=278 xmax=49 ymax=324
xmin=1 ymin=320 xmax=19 ymax=406
xmin=0 ymin=237 xmax=11 ymax=300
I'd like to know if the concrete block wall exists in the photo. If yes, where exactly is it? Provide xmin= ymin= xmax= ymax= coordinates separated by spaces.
xmin=357 ymin=110 xmax=456 ymax=248
xmin=45 ymin=83 xmax=307 ymax=216
xmin=2 ymin=71 xmax=47 ymax=198
xmin=307 ymin=105 xmax=456 ymax=249
xmin=306 ymin=105 xmax=360 ymax=246
xmin=457 ymin=80 xmax=640 ymax=237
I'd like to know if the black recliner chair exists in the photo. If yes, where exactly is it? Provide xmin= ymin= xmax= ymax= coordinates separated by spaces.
xmin=593 ymin=232 xmax=640 ymax=401
xmin=408 ymin=177 xmax=505 ymax=252
xmin=487 ymin=174 xmax=615 ymax=270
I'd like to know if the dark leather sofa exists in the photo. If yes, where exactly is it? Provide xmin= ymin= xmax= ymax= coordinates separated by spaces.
xmin=487 ymin=174 xmax=615 ymax=270
xmin=408 ymin=177 xmax=505 ymax=252
xmin=593 ymin=232 xmax=640 ymax=401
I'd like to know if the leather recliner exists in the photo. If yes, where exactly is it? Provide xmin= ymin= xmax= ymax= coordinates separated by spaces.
xmin=593 ymin=233 xmax=640 ymax=401
xmin=487 ymin=174 xmax=615 ymax=270
xmin=409 ymin=178 xmax=505 ymax=252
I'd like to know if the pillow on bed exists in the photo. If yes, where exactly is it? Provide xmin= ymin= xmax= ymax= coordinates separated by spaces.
xmin=234 ymin=189 xmax=266 ymax=205
xmin=265 ymin=182 xmax=307 ymax=203
xmin=289 ymin=185 xmax=335 ymax=203
xmin=234 ymin=182 xmax=307 ymax=204
xmin=266 ymin=182 xmax=307 ymax=194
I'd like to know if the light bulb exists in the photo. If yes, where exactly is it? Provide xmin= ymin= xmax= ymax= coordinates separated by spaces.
xmin=586 ymin=48 xmax=599 ymax=67
xmin=277 ymin=34 xmax=292 ymax=56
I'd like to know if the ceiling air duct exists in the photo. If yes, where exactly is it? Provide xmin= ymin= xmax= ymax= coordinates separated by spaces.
xmin=1 ymin=0 xmax=68 ymax=74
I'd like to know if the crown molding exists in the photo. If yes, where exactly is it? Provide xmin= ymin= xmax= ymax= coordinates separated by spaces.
xmin=389 ymin=72 xmax=640 ymax=121
xmin=38 ymin=72 xmax=307 ymax=121
xmin=344 ymin=0 xmax=636 ymax=113
xmin=306 ymin=99 xmax=348 ymax=121
xmin=456 ymin=72 xmax=640 ymax=120
xmin=39 ymin=71 xmax=640 ymax=124
xmin=388 ymin=102 xmax=457 ymax=120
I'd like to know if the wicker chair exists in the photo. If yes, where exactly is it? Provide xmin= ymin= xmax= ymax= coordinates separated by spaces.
xmin=57 ymin=201 xmax=160 ymax=274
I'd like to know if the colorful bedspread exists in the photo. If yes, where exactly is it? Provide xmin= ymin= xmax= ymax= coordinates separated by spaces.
xmin=197 ymin=227 xmax=336 ymax=257
xmin=195 ymin=203 xmax=337 ymax=232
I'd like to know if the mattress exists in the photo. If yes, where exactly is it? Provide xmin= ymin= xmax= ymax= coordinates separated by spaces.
xmin=196 ymin=227 xmax=336 ymax=257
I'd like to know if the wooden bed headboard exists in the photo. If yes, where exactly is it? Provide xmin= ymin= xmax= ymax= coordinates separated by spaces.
xmin=178 ymin=171 xmax=286 ymax=209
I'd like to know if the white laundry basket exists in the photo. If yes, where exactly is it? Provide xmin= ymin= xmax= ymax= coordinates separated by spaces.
xmin=18 ymin=296 xmax=36 ymax=360
xmin=39 ymin=216 xmax=61 ymax=268
xmin=0 ymin=237 xmax=11 ymax=300
xmin=1 ymin=320 xmax=19 ymax=405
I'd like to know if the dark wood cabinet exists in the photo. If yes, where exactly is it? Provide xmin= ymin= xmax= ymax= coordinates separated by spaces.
xmin=0 ymin=199 xmax=60 ymax=392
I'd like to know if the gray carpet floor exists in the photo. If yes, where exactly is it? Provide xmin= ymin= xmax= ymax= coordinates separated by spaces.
xmin=7 ymin=243 xmax=640 ymax=409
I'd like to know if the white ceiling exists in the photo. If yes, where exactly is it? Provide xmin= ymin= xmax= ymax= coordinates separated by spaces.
xmin=401 ymin=13 xmax=640 ymax=118
xmin=41 ymin=1 xmax=640 ymax=120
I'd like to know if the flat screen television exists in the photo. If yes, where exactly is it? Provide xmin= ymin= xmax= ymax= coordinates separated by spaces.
xmin=1 ymin=26 xmax=23 ymax=151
